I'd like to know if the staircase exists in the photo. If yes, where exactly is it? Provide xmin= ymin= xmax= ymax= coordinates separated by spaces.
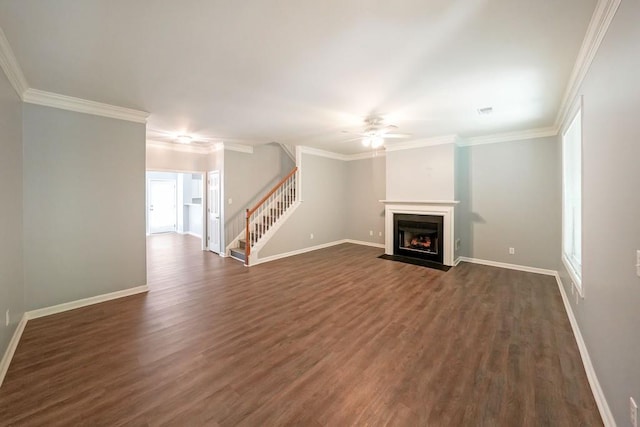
xmin=228 ymin=167 xmax=298 ymax=265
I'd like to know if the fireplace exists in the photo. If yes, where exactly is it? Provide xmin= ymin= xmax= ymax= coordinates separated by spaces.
xmin=394 ymin=214 xmax=443 ymax=263
xmin=382 ymin=201 xmax=457 ymax=267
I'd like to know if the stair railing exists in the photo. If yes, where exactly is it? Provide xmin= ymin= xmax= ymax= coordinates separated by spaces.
xmin=245 ymin=167 xmax=298 ymax=265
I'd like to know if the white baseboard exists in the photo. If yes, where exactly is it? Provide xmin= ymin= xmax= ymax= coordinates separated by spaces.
xmin=178 ymin=231 xmax=202 ymax=238
xmin=457 ymin=257 xmax=556 ymax=276
xmin=344 ymin=239 xmax=385 ymax=249
xmin=0 ymin=313 xmax=28 ymax=387
xmin=454 ymin=257 xmax=462 ymax=266
xmin=26 ymin=285 xmax=149 ymax=320
xmin=554 ymin=274 xmax=615 ymax=427
xmin=254 ymin=239 xmax=349 ymax=265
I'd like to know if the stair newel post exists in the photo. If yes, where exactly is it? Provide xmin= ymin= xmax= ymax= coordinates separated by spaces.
xmin=245 ymin=208 xmax=251 ymax=265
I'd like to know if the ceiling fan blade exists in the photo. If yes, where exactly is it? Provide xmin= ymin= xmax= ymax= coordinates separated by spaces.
xmin=384 ymin=133 xmax=412 ymax=138
xmin=377 ymin=124 xmax=399 ymax=134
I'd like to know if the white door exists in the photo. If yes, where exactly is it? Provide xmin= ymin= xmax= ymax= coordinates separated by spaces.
xmin=149 ymin=179 xmax=177 ymax=233
xmin=208 ymin=171 xmax=221 ymax=253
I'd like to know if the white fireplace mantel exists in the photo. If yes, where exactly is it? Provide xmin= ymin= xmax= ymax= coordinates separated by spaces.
xmin=380 ymin=200 xmax=460 ymax=205
xmin=382 ymin=201 xmax=458 ymax=266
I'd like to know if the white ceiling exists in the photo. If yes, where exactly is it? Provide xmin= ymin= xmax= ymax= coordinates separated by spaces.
xmin=0 ymin=0 xmax=596 ymax=154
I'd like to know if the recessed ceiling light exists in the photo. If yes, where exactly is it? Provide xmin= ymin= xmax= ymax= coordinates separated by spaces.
xmin=176 ymin=135 xmax=193 ymax=144
xmin=477 ymin=107 xmax=493 ymax=115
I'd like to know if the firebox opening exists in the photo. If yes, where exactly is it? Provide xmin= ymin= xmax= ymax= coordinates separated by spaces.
xmin=393 ymin=214 xmax=444 ymax=263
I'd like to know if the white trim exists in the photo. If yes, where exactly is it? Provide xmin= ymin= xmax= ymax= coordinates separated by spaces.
xmin=554 ymin=274 xmax=615 ymax=427
xmin=178 ymin=231 xmax=202 ymax=239
xmin=222 ymin=142 xmax=254 ymax=154
xmin=562 ymin=254 xmax=584 ymax=298
xmin=454 ymin=257 xmax=462 ymax=266
xmin=0 ymin=313 xmax=28 ymax=387
xmin=457 ymin=257 xmax=556 ymax=276
xmin=344 ymin=151 xmax=386 ymax=161
xmin=344 ymin=239 xmax=385 ymax=249
xmin=146 ymin=167 xmax=206 ymax=175
xmin=26 ymin=285 xmax=149 ymax=320
xmin=0 ymin=25 xmax=28 ymax=98
xmin=555 ymin=0 xmax=621 ymax=128
xmin=380 ymin=200 xmax=460 ymax=205
xmin=146 ymin=139 xmax=213 ymax=154
xmin=23 ymin=89 xmax=149 ymax=123
xmin=298 ymin=146 xmax=351 ymax=161
xmin=384 ymin=204 xmax=455 ymax=266
xmin=384 ymin=135 xmax=459 ymax=152
xmin=462 ymin=127 xmax=559 ymax=147
xmin=254 ymin=239 xmax=348 ymax=265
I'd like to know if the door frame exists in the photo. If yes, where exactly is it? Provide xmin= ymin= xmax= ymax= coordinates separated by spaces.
xmin=146 ymin=169 xmax=206 ymax=251
xmin=207 ymin=170 xmax=223 ymax=255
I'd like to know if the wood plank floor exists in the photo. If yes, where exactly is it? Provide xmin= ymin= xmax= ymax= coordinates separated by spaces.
xmin=0 ymin=233 xmax=602 ymax=426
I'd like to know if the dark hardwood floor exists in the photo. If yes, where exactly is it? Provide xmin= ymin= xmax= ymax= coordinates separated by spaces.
xmin=0 ymin=233 xmax=601 ymax=426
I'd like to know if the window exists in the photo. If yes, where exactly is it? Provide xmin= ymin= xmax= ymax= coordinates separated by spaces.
xmin=562 ymin=106 xmax=582 ymax=293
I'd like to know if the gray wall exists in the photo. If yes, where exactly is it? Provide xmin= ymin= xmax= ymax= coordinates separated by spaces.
xmin=260 ymin=153 xmax=347 ymax=257
xmin=386 ymin=143 xmax=456 ymax=201
xmin=223 ymin=144 xmax=291 ymax=246
xmin=457 ymin=136 xmax=561 ymax=270
xmin=558 ymin=2 xmax=640 ymax=424
xmin=0 ymin=68 xmax=24 ymax=358
xmin=346 ymin=156 xmax=386 ymax=245
xmin=23 ymin=105 xmax=147 ymax=310
xmin=454 ymin=145 xmax=465 ymax=259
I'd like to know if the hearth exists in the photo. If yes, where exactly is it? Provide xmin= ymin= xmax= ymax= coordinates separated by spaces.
xmin=393 ymin=213 xmax=444 ymax=264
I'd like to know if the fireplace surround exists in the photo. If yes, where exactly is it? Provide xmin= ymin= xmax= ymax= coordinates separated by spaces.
xmin=381 ymin=201 xmax=458 ymax=266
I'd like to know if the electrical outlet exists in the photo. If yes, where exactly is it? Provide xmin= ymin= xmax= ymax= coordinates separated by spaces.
xmin=369 ymin=230 xmax=373 ymax=236
xmin=378 ymin=232 xmax=382 ymax=237
xmin=631 ymin=397 xmax=638 ymax=427
xmin=455 ymin=239 xmax=461 ymax=250
xmin=636 ymin=250 xmax=640 ymax=277
xmin=228 ymin=198 xmax=233 ymax=205
xmin=310 ymin=233 xmax=314 ymax=240
xmin=509 ymin=247 xmax=515 ymax=255
xmin=5 ymin=309 xmax=9 ymax=327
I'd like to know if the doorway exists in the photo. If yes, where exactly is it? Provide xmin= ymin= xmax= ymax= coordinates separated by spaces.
xmin=146 ymin=171 xmax=205 ymax=247
xmin=148 ymin=179 xmax=177 ymax=233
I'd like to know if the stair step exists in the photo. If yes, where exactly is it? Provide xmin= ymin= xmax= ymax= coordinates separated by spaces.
xmin=229 ymin=248 xmax=246 ymax=262
xmin=238 ymin=239 xmax=246 ymax=250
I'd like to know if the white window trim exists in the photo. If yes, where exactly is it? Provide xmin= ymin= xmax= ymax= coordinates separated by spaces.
xmin=561 ymin=96 xmax=583 ymax=297
xmin=562 ymin=254 xmax=583 ymax=297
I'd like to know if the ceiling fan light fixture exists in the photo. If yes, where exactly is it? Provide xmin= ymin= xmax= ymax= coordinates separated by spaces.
xmin=362 ymin=136 xmax=371 ymax=147
xmin=371 ymin=136 xmax=384 ymax=148
xmin=176 ymin=135 xmax=193 ymax=144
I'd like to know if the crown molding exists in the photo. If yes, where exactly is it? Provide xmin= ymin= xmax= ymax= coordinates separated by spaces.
xmin=147 ymin=140 xmax=254 ymax=155
xmin=0 ymin=25 xmax=28 ymax=98
xmin=298 ymin=146 xmax=350 ymax=161
xmin=555 ymin=0 xmax=621 ymax=128
xmin=146 ymin=139 xmax=213 ymax=154
xmin=344 ymin=150 xmax=386 ymax=161
xmin=23 ymin=88 xmax=149 ymax=123
xmin=461 ymin=126 xmax=559 ymax=147
xmin=222 ymin=142 xmax=254 ymax=154
xmin=384 ymin=135 xmax=459 ymax=152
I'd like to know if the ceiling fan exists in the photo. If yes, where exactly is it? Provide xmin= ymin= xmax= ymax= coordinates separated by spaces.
xmin=343 ymin=116 xmax=412 ymax=148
